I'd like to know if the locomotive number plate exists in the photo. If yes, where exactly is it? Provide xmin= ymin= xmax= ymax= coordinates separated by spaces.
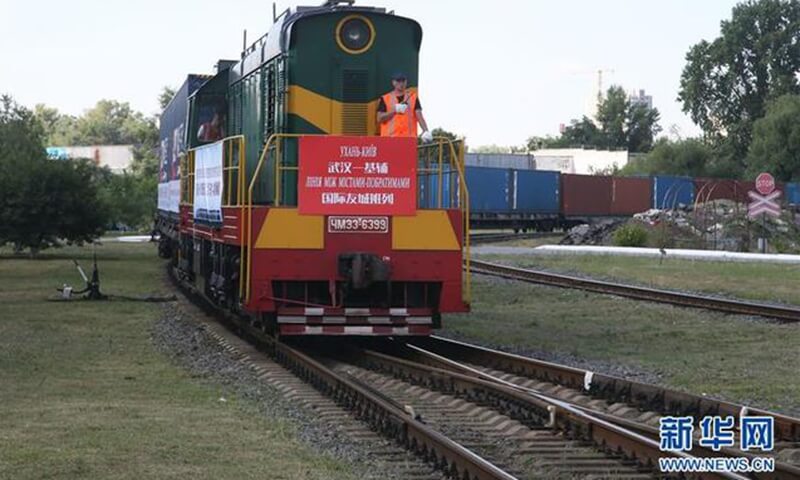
xmin=327 ymin=216 xmax=389 ymax=234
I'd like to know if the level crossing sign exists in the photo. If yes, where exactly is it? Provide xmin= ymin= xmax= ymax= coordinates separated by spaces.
xmin=748 ymin=173 xmax=781 ymax=219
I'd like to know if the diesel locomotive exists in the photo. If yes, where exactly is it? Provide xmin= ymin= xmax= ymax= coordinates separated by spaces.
xmin=156 ymin=1 xmax=470 ymax=336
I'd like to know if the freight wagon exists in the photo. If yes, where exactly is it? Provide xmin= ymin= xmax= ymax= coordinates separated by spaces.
xmin=464 ymin=167 xmax=800 ymax=230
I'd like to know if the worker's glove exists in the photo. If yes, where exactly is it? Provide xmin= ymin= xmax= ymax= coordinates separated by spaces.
xmin=421 ymin=130 xmax=433 ymax=143
xmin=394 ymin=103 xmax=408 ymax=114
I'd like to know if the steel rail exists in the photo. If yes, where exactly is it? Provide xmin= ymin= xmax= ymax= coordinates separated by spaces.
xmin=400 ymin=341 xmax=800 ymax=480
xmin=414 ymin=336 xmax=800 ymax=445
xmin=357 ymin=347 xmax=748 ymax=480
xmin=469 ymin=259 xmax=800 ymax=322
xmin=469 ymin=232 xmax=554 ymax=245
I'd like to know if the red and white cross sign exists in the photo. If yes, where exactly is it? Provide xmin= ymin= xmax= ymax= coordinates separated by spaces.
xmin=747 ymin=190 xmax=781 ymax=218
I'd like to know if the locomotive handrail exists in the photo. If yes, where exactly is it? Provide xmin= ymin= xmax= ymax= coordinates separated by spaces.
xmin=419 ymin=136 xmax=471 ymax=305
xmin=243 ymin=133 xmax=313 ymax=303
xmin=182 ymin=135 xmax=247 ymax=208
xmin=241 ymin=133 xmax=471 ymax=306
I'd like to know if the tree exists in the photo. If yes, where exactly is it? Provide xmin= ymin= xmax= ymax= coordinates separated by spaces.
xmin=97 ymin=170 xmax=155 ymax=229
xmin=679 ymin=0 xmax=800 ymax=172
xmin=529 ymin=86 xmax=660 ymax=152
xmin=559 ymin=116 xmax=604 ymax=148
xmin=470 ymin=144 xmax=513 ymax=154
xmin=620 ymin=138 xmax=713 ymax=177
xmin=75 ymin=100 xmax=156 ymax=146
xmin=430 ymin=127 xmax=459 ymax=141
xmin=526 ymin=135 xmax=562 ymax=150
xmin=0 ymin=96 xmax=108 ymax=252
xmin=32 ymin=98 xmax=161 ymax=230
xmin=747 ymin=94 xmax=800 ymax=181
xmin=596 ymin=86 xmax=628 ymax=148
xmin=626 ymin=103 xmax=661 ymax=152
xmin=159 ymin=86 xmax=177 ymax=110
xmin=33 ymin=104 xmax=79 ymax=146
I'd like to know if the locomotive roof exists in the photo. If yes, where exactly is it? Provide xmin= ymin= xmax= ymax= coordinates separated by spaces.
xmin=229 ymin=2 xmax=418 ymax=83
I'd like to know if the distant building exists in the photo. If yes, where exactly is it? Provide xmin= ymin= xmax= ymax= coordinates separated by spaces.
xmin=465 ymin=149 xmax=630 ymax=175
xmin=46 ymin=145 xmax=135 ymax=174
xmin=533 ymin=148 xmax=629 ymax=175
xmin=629 ymin=89 xmax=653 ymax=109
xmin=464 ymin=153 xmax=534 ymax=170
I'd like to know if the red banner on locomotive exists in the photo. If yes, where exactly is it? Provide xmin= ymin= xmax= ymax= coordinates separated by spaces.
xmin=298 ymin=136 xmax=417 ymax=216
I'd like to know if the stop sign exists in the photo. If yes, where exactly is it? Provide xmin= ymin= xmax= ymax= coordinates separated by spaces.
xmin=756 ymin=172 xmax=775 ymax=195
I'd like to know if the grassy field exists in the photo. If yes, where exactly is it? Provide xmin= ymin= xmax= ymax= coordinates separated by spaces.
xmin=0 ymin=242 xmax=356 ymax=480
xmin=477 ymin=252 xmax=800 ymax=305
xmin=444 ymin=275 xmax=800 ymax=416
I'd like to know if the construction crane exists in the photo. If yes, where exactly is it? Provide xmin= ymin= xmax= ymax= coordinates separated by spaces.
xmin=594 ymin=68 xmax=615 ymax=104
xmin=567 ymin=67 xmax=616 ymax=121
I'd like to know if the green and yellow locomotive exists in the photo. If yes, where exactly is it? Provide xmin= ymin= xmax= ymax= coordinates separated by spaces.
xmin=156 ymin=1 xmax=470 ymax=336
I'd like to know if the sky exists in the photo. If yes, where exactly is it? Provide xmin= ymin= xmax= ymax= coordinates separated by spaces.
xmin=0 ymin=0 xmax=741 ymax=146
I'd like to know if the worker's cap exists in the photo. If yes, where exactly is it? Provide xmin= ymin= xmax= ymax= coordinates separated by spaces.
xmin=391 ymin=72 xmax=408 ymax=81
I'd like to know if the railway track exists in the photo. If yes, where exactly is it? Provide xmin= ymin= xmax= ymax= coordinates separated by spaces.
xmin=402 ymin=336 xmax=800 ymax=472
xmin=169 ymin=266 xmax=800 ymax=478
xmin=170 ymin=267 xmax=515 ymax=480
xmin=346 ymin=336 xmax=800 ymax=479
xmin=469 ymin=232 xmax=556 ymax=245
xmin=470 ymin=259 xmax=800 ymax=322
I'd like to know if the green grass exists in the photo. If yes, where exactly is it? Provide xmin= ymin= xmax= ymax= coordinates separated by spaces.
xmin=0 ymin=242 xmax=356 ymax=480
xmin=478 ymin=253 xmax=800 ymax=305
xmin=446 ymin=276 xmax=800 ymax=416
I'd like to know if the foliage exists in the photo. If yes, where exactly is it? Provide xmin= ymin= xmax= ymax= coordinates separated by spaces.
xmin=612 ymin=223 xmax=649 ymax=247
xmin=620 ymin=138 xmax=714 ymax=176
xmin=0 ymin=96 xmax=110 ymax=252
xmin=159 ymin=86 xmax=177 ymax=110
xmin=31 ymin=97 xmax=162 ymax=230
xmin=626 ymin=103 xmax=661 ymax=152
xmin=470 ymin=144 xmax=527 ymax=154
xmin=678 ymin=0 xmax=800 ymax=173
xmin=33 ymin=104 xmax=79 ymax=146
xmin=528 ymin=85 xmax=661 ymax=153
xmin=589 ymin=164 xmax=622 ymax=176
xmin=430 ymin=127 xmax=458 ymax=141
xmin=96 ymin=169 xmax=157 ymax=230
xmin=746 ymin=94 xmax=800 ymax=181
xmin=552 ymin=117 xmax=604 ymax=149
xmin=526 ymin=135 xmax=564 ymax=150
xmin=596 ymin=86 xmax=628 ymax=148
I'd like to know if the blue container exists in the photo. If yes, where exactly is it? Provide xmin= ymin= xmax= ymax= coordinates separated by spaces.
xmin=513 ymin=169 xmax=560 ymax=213
xmin=418 ymin=168 xmax=457 ymax=209
xmin=786 ymin=183 xmax=800 ymax=205
xmin=652 ymin=175 xmax=695 ymax=209
xmin=465 ymin=166 xmax=511 ymax=212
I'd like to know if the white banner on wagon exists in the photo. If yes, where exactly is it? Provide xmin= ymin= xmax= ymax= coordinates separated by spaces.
xmin=193 ymin=142 xmax=224 ymax=225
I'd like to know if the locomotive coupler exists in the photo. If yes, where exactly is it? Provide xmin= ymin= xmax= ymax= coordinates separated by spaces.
xmin=337 ymin=252 xmax=391 ymax=290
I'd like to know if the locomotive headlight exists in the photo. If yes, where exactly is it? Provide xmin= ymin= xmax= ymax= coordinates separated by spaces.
xmin=336 ymin=15 xmax=375 ymax=54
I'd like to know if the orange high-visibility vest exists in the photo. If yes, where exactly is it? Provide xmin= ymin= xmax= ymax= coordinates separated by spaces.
xmin=380 ymin=91 xmax=418 ymax=137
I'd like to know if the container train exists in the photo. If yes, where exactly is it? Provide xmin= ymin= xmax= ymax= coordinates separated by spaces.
xmin=155 ymin=1 xmax=469 ymax=337
xmin=464 ymin=165 xmax=800 ymax=230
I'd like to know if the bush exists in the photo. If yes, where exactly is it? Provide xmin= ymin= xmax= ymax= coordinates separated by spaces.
xmin=613 ymin=223 xmax=649 ymax=247
xmin=0 ymin=96 xmax=109 ymax=253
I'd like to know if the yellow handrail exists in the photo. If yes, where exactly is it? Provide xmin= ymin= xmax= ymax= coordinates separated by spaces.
xmin=184 ymin=135 xmax=246 ymax=208
xmin=427 ymin=137 xmax=470 ymax=306
xmin=243 ymin=133 xmax=317 ymax=303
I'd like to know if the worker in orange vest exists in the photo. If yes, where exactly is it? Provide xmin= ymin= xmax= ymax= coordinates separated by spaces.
xmin=377 ymin=72 xmax=432 ymax=142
